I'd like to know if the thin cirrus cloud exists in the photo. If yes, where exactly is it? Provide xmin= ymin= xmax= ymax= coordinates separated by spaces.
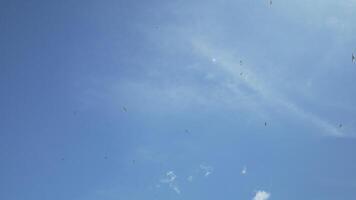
xmin=108 ymin=0 xmax=354 ymax=137
xmin=191 ymin=39 xmax=345 ymax=137
xmin=112 ymin=38 xmax=346 ymax=137
xmin=112 ymin=36 xmax=347 ymax=137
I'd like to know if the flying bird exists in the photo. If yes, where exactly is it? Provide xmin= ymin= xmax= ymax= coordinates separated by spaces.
xmin=352 ymin=53 xmax=355 ymax=63
xmin=240 ymin=60 xmax=243 ymax=66
xmin=269 ymin=0 xmax=272 ymax=6
xmin=265 ymin=122 xmax=267 ymax=126
xmin=339 ymin=124 xmax=343 ymax=128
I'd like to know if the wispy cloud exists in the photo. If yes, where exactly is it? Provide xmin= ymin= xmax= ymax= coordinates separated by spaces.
xmin=160 ymin=171 xmax=181 ymax=195
xmin=253 ymin=190 xmax=271 ymax=200
xmin=111 ymin=36 xmax=347 ymax=136
xmin=191 ymin=39 xmax=345 ymax=137
xmin=108 ymin=0 xmax=355 ymax=137
xmin=200 ymin=164 xmax=214 ymax=177
xmin=241 ymin=166 xmax=247 ymax=175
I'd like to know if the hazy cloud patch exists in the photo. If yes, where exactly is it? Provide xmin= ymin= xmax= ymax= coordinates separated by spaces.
xmin=160 ymin=171 xmax=181 ymax=194
xmin=253 ymin=190 xmax=271 ymax=200
xmin=200 ymin=164 xmax=214 ymax=177
xmin=241 ymin=166 xmax=247 ymax=175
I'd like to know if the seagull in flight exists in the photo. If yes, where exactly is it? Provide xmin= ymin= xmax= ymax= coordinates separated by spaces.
xmin=352 ymin=53 xmax=355 ymax=63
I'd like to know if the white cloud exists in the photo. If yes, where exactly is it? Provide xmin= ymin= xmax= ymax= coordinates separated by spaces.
xmin=111 ymin=1 xmax=354 ymax=137
xmin=160 ymin=171 xmax=181 ymax=195
xmin=191 ymin=39 xmax=345 ymax=137
xmin=112 ymin=37 xmax=346 ymax=137
xmin=172 ymin=186 xmax=181 ymax=194
xmin=253 ymin=190 xmax=271 ymax=200
xmin=241 ymin=166 xmax=247 ymax=175
xmin=200 ymin=164 xmax=214 ymax=177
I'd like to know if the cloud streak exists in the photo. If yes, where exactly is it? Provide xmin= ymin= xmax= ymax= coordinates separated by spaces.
xmin=191 ymin=39 xmax=344 ymax=137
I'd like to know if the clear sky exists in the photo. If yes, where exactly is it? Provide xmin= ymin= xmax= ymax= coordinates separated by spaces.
xmin=1 ymin=0 xmax=356 ymax=200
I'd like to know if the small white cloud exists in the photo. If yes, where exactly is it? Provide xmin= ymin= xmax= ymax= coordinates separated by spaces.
xmin=161 ymin=171 xmax=177 ymax=183
xmin=172 ymin=186 xmax=181 ymax=194
xmin=160 ymin=171 xmax=181 ymax=195
xmin=241 ymin=166 xmax=247 ymax=175
xmin=212 ymin=58 xmax=217 ymax=63
xmin=253 ymin=190 xmax=271 ymax=200
xmin=166 ymin=171 xmax=176 ymax=181
xmin=200 ymin=164 xmax=214 ymax=177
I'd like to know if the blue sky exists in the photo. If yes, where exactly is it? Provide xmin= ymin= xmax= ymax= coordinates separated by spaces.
xmin=1 ymin=0 xmax=356 ymax=199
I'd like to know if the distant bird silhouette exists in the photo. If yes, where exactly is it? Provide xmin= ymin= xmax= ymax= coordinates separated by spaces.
xmin=352 ymin=53 xmax=355 ymax=63
xmin=240 ymin=60 xmax=243 ymax=66
xmin=339 ymin=124 xmax=343 ymax=128
xmin=240 ymin=72 xmax=243 ymax=76
xmin=122 ymin=106 xmax=127 ymax=112
xmin=265 ymin=122 xmax=267 ymax=126
xmin=269 ymin=0 xmax=272 ymax=6
xmin=132 ymin=159 xmax=136 ymax=164
xmin=185 ymin=129 xmax=190 ymax=134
